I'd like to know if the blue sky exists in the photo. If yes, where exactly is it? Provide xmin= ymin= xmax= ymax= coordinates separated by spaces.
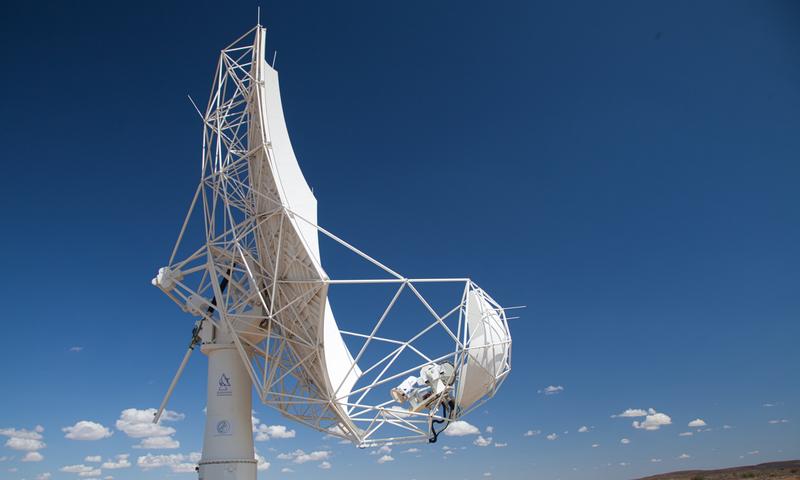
xmin=1 ymin=1 xmax=798 ymax=479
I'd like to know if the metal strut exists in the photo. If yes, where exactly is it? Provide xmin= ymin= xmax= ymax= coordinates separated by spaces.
xmin=153 ymin=326 xmax=200 ymax=423
xmin=153 ymin=268 xmax=232 ymax=424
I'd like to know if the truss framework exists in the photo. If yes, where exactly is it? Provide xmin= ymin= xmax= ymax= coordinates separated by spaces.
xmin=155 ymin=26 xmax=511 ymax=447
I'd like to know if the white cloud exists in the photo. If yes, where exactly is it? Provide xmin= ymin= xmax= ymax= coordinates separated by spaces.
xmin=0 ymin=427 xmax=44 ymax=440
xmin=473 ymin=435 xmax=492 ymax=447
xmin=443 ymin=421 xmax=479 ymax=437
xmin=136 ymin=452 xmax=200 ymax=473
xmin=376 ymin=455 xmax=394 ymax=464
xmin=101 ymin=455 xmax=131 ymax=469
xmin=620 ymin=438 xmax=630 ymax=444
xmin=402 ymin=448 xmax=420 ymax=453
xmin=6 ymin=437 xmax=46 ymax=451
xmin=255 ymin=453 xmax=270 ymax=471
xmin=281 ymin=467 xmax=294 ymax=473
xmin=63 ymin=421 xmax=113 ymax=441
xmin=651 ymin=458 xmax=662 ymax=463
xmin=85 ymin=456 xmax=102 ymax=463
xmin=539 ymin=385 xmax=564 ymax=395
xmin=115 ymin=408 xmax=182 ymax=438
xmin=318 ymin=461 xmax=331 ymax=469
xmin=546 ymin=433 xmax=558 ymax=441
xmin=255 ymin=424 xmax=296 ymax=441
xmin=748 ymin=450 xmax=759 ymax=455
xmin=22 ymin=451 xmax=44 ymax=462
xmin=171 ymin=463 xmax=199 ymax=473
xmin=577 ymin=426 xmax=589 ymax=433
xmin=688 ymin=419 xmax=706 ymax=428
xmin=116 ymin=408 xmax=182 ymax=451
xmin=679 ymin=432 xmax=693 ymax=437
xmin=632 ymin=409 xmax=672 ymax=431
xmin=723 ymin=424 xmax=733 ymax=429
xmin=591 ymin=443 xmax=599 ymax=448
xmin=36 ymin=473 xmax=52 ymax=480
xmin=370 ymin=445 xmax=392 ymax=455
xmin=678 ymin=453 xmax=691 ymax=459
xmin=60 ymin=464 xmax=97 ymax=474
xmin=768 ymin=419 xmax=789 ymax=424
xmin=523 ymin=429 xmax=540 ymax=437
xmin=277 ymin=449 xmax=331 ymax=464
xmin=494 ymin=442 xmax=507 ymax=448
xmin=612 ymin=408 xmax=648 ymax=418
xmin=1 ymin=426 xmax=47 ymax=452
xmin=159 ymin=411 xmax=185 ymax=422
xmin=762 ymin=403 xmax=775 ymax=407
xmin=69 ymin=346 xmax=83 ymax=352
xmin=485 ymin=426 xmax=494 ymax=434
xmin=134 ymin=436 xmax=179 ymax=449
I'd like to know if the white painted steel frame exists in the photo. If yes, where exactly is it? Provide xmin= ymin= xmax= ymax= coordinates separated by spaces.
xmin=155 ymin=25 xmax=511 ymax=448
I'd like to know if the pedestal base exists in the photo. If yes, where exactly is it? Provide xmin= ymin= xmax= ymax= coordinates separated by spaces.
xmin=199 ymin=343 xmax=256 ymax=480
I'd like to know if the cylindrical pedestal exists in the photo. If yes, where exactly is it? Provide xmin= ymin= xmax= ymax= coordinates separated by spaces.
xmin=199 ymin=344 xmax=257 ymax=480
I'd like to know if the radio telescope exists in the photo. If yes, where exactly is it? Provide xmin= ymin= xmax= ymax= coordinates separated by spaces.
xmin=151 ymin=23 xmax=512 ymax=480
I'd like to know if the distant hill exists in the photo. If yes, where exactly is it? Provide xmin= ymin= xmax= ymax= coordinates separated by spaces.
xmin=636 ymin=460 xmax=800 ymax=480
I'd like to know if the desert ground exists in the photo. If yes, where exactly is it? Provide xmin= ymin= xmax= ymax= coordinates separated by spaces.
xmin=637 ymin=461 xmax=800 ymax=480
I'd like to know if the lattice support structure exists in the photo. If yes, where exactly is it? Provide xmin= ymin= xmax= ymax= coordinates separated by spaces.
xmin=153 ymin=25 xmax=512 ymax=448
